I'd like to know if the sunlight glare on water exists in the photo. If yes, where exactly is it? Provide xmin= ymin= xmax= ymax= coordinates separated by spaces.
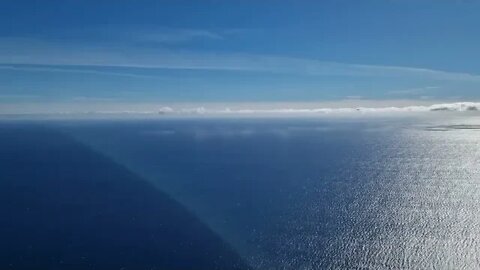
xmin=64 ymin=118 xmax=480 ymax=270
xmin=250 ymin=122 xmax=480 ymax=269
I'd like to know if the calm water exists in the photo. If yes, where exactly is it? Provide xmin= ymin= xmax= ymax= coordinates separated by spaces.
xmin=2 ymin=116 xmax=480 ymax=269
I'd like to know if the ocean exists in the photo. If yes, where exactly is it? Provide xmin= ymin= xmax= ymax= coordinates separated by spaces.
xmin=2 ymin=115 xmax=480 ymax=269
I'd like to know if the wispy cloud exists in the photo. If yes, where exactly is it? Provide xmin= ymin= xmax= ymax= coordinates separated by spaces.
xmin=95 ymin=27 xmax=224 ymax=44
xmin=41 ymin=26 xmax=225 ymax=45
xmin=132 ymin=29 xmax=222 ymax=44
xmin=345 ymin=96 xmax=364 ymax=100
xmin=0 ymin=94 xmax=39 ymax=100
xmin=1 ymin=38 xmax=480 ymax=82
xmin=388 ymin=86 xmax=441 ymax=96
xmin=0 ymin=65 xmax=160 ymax=78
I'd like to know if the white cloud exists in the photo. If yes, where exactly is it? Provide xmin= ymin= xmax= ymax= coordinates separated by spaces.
xmin=158 ymin=106 xmax=174 ymax=114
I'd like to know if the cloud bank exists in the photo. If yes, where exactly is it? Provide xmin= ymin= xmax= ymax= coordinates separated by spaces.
xmin=2 ymin=102 xmax=480 ymax=117
xmin=157 ymin=102 xmax=480 ymax=115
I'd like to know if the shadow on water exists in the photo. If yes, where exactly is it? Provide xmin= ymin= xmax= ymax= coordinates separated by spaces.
xmin=0 ymin=124 xmax=250 ymax=270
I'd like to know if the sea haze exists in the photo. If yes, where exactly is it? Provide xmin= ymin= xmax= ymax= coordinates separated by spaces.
xmin=2 ymin=116 xmax=480 ymax=269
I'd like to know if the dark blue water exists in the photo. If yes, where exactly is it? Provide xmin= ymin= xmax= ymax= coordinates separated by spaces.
xmin=2 ymin=118 xmax=480 ymax=269
xmin=0 ymin=124 xmax=248 ymax=270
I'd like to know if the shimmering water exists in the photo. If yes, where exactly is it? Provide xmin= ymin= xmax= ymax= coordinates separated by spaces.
xmin=3 ymin=116 xmax=480 ymax=269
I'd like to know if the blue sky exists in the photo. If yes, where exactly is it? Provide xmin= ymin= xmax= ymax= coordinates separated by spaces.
xmin=1 ymin=0 xmax=480 ymax=112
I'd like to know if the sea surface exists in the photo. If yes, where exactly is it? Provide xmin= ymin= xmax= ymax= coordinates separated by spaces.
xmin=2 ymin=115 xmax=480 ymax=269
